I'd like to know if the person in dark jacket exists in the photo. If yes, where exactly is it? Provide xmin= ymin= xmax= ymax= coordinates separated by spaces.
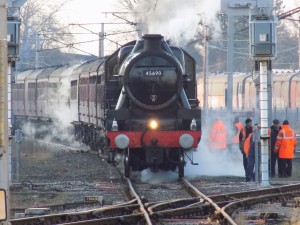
xmin=245 ymin=124 xmax=260 ymax=182
xmin=269 ymin=119 xmax=281 ymax=177
xmin=239 ymin=118 xmax=253 ymax=178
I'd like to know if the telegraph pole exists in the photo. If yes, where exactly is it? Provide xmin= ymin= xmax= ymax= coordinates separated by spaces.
xmin=99 ymin=23 xmax=104 ymax=58
xmin=0 ymin=0 xmax=10 ymax=223
xmin=226 ymin=15 xmax=234 ymax=112
xmin=202 ymin=25 xmax=209 ymax=126
xmin=299 ymin=16 xmax=300 ymax=69
xmin=35 ymin=33 xmax=40 ymax=69
xmin=203 ymin=25 xmax=208 ymax=111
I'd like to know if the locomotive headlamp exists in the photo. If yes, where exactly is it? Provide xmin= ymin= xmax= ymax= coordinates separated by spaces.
xmin=149 ymin=120 xmax=158 ymax=130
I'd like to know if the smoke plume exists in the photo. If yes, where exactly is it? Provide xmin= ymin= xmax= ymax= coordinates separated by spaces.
xmin=134 ymin=0 xmax=221 ymax=45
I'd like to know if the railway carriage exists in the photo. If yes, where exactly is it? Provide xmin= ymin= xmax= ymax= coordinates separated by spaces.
xmin=12 ymin=70 xmax=30 ymax=117
xmin=197 ymin=70 xmax=300 ymax=132
xmin=36 ymin=68 xmax=56 ymax=118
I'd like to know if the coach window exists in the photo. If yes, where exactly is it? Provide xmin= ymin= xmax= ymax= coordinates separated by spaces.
xmin=89 ymin=76 xmax=96 ymax=84
xmin=97 ymin=76 xmax=101 ymax=84
xmin=282 ymin=80 xmax=289 ymax=108
xmin=210 ymin=81 xmax=227 ymax=109
xmin=249 ymin=80 xmax=256 ymax=110
xmin=273 ymin=81 xmax=282 ymax=108
xmin=290 ymin=79 xmax=296 ymax=108
xmin=237 ymin=82 xmax=243 ymax=109
xmin=296 ymin=82 xmax=300 ymax=107
xmin=244 ymin=80 xmax=250 ymax=109
xmin=232 ymin=81 xmax=238 ymax=109
xmin=70 ymin=80 xmax=77 ymax=100
xmin=90 ymin=77 xmax=96 ymax=100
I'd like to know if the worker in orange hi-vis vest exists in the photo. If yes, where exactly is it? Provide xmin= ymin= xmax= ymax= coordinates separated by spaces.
xmin=232 ymin=118 xmax=244 ymax=145
xmin=243 ymin=133 xmax=252 ymax=158
xmin=208 ymin=118 xmax=227 ymax=151
xmin=274 ymin=120 xmax=297 ymax=178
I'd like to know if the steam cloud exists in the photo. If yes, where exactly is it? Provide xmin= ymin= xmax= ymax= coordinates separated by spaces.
xmin=133 ymin=0 xmax=221 ymax=45
xmin=139 ymin=111 xmax=247 ymax=183
xmin=283 ymin=0 xmax=300 ymax=10
xmin=19 ymin=66 xmax=89 ymax=151
xmin=186 ymin=111 xmax=246 ymax=178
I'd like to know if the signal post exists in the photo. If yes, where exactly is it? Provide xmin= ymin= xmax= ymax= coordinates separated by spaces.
xmin=250 ymin=16 xmax=277 ymax=187
xmin=221 ymin=0 xmax=274 ymax=187
xmin=0 ymin=0 xmax=9 ymax=224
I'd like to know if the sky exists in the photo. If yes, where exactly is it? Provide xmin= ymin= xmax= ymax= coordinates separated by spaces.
xmin=61 ymin=0 xmax=115 ymax=24
xmin=284 ymin=0 xmax=299 ymax=10
xmin=58 ymin=0 xmax=118 ymax=57
xmin=58 ymin=0 xmax=300 ymax=57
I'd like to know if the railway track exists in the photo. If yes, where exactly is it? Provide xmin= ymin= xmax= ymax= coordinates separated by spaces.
xmin=10 ymin=175 xmax=300 ymax=225
xmin=10 ymin=139 xmax=300 ymax=224
xmin=9 ymin=177 xmax=201 ymax=225
xmin=150 ymin=180 xmax=300 ymax=224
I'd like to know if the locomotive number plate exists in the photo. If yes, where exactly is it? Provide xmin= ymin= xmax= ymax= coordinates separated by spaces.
xmin=143 ymin=70 xmax=163 ymax=76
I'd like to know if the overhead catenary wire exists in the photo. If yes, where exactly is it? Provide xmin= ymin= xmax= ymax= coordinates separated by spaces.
xmin=72 ymin=23 xmax=135 ymax=47
xmin=33 ymin=30 xmax=137 ymax=53
xmin=36 ymin=39 xmax=100 ymax=52
xmin=42 ymin=34 xmax=98 ymax=57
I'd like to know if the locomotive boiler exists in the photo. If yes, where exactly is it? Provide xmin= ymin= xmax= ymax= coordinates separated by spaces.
xmin=12 ymin=34 xmax=201 ymax=178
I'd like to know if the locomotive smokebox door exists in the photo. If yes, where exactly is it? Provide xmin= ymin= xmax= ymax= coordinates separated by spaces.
xmin=250 ymin=16 xmax=277 ymax=60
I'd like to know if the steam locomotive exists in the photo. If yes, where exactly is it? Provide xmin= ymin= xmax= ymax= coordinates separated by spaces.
xmin=12 ymin=34 xmax=201 ymax=178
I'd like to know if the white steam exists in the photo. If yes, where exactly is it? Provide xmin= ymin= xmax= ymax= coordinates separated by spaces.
xmin=134 ymin=0 xmax=221 ymax=45
xmin=185 ymin=112 xmax=245 ymax=178
xmin=20 ymin=67 xmax=88 ymax=150
xmin=283 ymin=0 xmax=300 ymax=10
xmin=185 ymin=143 xmax=244 ymax=178
xmin=138 ymin=111 xmax=246 ymax=184
xmin=140 ymin=169 xmax=178 ymax=184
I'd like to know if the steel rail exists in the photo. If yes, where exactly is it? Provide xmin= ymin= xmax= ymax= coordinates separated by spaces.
xmin=209 ymin=183 xmax=300 ymax=202
xmin=221 ymin=191 xmax=300 ymax=223
xmin=181 ymin=178 xmax=238 ymax=225
xmin=11 ymin=180 xmax=300 ymax=225
xmin=10 ymin=200 xmax=139 ymax=225
xmin=148 ymin=197 xmax=203 ymax=213
xmin=125 ymin=177 xmax=153 ymax=225
xmin=58 ymin=214 xmax=143 ymax=225
xmin=151 ymin=203 xmax=215 ymax=219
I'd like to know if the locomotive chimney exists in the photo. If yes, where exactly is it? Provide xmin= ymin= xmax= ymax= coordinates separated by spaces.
xmin=143 ymin=34 xmax=163 ymax=51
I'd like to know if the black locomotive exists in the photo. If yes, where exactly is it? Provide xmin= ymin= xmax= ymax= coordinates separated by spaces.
xmin=12 ymin=34 xmax=201 ymax=178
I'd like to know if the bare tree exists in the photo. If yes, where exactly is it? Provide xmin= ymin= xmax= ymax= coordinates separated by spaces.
xmin=115 ymin=0 xmax=139 ymax=11
xmin=104 ymin=0 xmax=169 ymax=49
xmin=18 ymin=0 xmax=74 ymax=70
